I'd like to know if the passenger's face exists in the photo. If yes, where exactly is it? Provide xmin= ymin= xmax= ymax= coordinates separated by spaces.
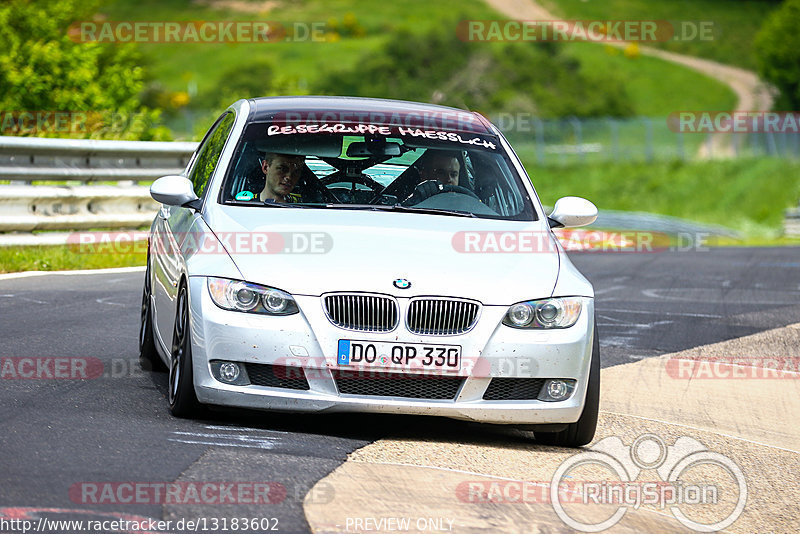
xmin=422 ymin=156 xmax=460 ymax=186
xmin=262 ymin=156 xmax=303 ymax=201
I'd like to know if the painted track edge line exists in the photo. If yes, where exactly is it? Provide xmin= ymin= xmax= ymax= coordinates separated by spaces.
xmin=0 ymin=266 xmax=145 ymax=280
xmin=603 ymin=410 xmax=800 ymax=454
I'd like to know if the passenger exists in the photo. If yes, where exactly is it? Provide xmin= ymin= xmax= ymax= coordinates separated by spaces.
xmin=259 ymin=153 xmax=305 ymax=203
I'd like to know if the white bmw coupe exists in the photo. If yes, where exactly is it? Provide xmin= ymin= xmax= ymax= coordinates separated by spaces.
xmin=140 ymin=96 xmax=600 ymax=447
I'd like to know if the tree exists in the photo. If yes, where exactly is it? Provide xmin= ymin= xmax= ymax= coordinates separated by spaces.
xmin=0 ymin=0 xmax=169 ymax=139
xmin=313 ymin=25 xmax=633 ymax=119
xmin=754 ymin=0 xmax=800 ymax=109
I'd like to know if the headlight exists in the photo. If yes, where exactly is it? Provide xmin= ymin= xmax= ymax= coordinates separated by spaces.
xmin=502 ymin=297 xmax=582 ymax=329
xmin=207 ymin=277 xmax=298 ymax=315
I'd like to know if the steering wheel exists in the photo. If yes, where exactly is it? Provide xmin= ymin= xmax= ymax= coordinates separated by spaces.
xmin=439 ymin=184 xmax=480 ymax=200
xmin=319 ymin=174 xmax=385 ymax=193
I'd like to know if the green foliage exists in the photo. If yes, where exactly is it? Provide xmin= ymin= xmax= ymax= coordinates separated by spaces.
xmin=192 ymin=59 xmax=276 ymax=111
xmin=0 ymin=0 xmax=169 ymax=139
xmin=560 ymin=44 xmax=737 ymax=116
xmin=541 ymin=0 xmax=783 ymax=70
xmin=313 ymin=26 xmax=633 ymax=118
xmin=754 ymin=0 xmax=800 ymax=109
xmin=96 ymin=0 xmax=744 ymax=138
xmin=323 ymin=12 xmax=367 ymax=39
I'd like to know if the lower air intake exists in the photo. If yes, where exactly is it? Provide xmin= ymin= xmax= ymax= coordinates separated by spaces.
xmin=244 ymin=363 xmax=310 ymax=390
xmin=483 ymin=378 xmax=545 ymax=400
xmin=332 ymin=370 xmax=463 ymax=400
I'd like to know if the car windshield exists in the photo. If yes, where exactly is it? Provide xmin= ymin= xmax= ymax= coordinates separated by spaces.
xmin=219 ymin=121 xmax=537 ymax=220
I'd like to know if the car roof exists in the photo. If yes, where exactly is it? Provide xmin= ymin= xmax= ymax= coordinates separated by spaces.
xmin=247 ymin=96 xmax=493 ymax=134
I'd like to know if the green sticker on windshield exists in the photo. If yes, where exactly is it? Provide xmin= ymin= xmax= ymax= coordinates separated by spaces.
xmin=235 ymin=191 xmax=255 ymax=201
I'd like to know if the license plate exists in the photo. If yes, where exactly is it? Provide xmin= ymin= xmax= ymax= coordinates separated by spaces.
xmin=337 ymin=340 xmax=461 ymax=372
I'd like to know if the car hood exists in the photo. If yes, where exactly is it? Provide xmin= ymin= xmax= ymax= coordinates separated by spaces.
xmin=203 ymin=206 xmax=561 ymax=305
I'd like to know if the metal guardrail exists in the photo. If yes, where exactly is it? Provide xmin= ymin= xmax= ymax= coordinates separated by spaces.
xmin=785 ymin=207 xmax=800 ymax=237
xmin=0 ymin=136 xmax=197 ymax=182
xmin=0 ymin=136 xmax=197 ymax=232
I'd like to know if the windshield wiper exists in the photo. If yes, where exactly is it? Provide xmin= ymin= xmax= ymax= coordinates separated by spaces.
xmin=313 ymin=204 xmax=477 ymax=218
xmin=226 ymin=201 xmax=476 ymax=217
xmin=372 ymin=204 xmax=477 ymax=218
xmin=225 ymin=200 xmax=303 ymax=208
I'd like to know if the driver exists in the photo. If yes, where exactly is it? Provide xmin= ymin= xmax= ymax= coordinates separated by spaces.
xmin=259 ymin=153 xmax=305 ymax=203
xmin=418 ymin=151 xmax=460 ymax=186
xmin=404 ymin=150 xmax=462 ymax=205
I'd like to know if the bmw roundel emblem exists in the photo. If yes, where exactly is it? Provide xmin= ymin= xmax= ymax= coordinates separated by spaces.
xmin=393 ymin=278 xmax=411 ymax=289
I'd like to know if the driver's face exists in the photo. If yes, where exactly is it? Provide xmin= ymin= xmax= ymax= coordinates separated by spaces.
xmin=422 ymin=156 xmax=460 ymax=186
xmin=262 ymin=155 xmax=303 ymax=201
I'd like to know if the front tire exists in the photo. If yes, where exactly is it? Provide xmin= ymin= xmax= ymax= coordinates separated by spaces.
xmin=139 ymin=254 xmax=165 ymax=372
xmin=168 ymin=282 xmax=203 ymax=418
xmin=535 ymin=320 xmax=600 ymax=447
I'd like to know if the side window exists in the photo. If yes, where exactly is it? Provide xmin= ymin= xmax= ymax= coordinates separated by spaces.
xmin=188 ymin=112 xmax=236 ymax=198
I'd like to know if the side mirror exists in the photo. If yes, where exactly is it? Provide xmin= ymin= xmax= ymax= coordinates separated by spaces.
xmin=150 ymin=175 xmax=201 ymax=210
xmin=548 ymin=196 xmax=598 ymax=228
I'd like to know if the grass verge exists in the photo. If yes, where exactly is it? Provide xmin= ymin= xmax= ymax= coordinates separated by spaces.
xmin=0 ymin=245 xmax=146 ymax=274
xmin=526 ymin=157 xmax=800 ymax=235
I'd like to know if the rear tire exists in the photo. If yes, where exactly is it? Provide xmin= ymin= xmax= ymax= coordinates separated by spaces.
xmin=168 ymin=282 xmax=203 ymax=418
xmin=139 ymin=254 xmax=166 ymax=372
xmin=535 ymin=320 xmax=600 ymax=448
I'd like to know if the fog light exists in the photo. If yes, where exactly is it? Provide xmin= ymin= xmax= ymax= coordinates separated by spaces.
xmin=219 ymin=362 xmax=241 ymax=383
xmin=538 ymin=379 xmax=576 ymax=402
xmin=547 ymin=380 xmax=568 ymax=400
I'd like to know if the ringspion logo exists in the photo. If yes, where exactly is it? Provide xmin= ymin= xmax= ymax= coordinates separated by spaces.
xmin=551 ymin=434 xmax=746 ymax=532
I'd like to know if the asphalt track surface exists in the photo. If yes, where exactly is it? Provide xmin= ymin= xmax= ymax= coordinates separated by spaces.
xmin=1 ymin=247 xmax=798 ymax=533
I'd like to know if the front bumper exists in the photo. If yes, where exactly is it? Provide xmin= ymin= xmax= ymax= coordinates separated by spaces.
xmin=187 ymin=276 xmax=595 ymax=425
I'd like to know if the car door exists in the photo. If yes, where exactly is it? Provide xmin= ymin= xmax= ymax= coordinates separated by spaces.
xmin=152 ymin=111 xmax=236 ymax=350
